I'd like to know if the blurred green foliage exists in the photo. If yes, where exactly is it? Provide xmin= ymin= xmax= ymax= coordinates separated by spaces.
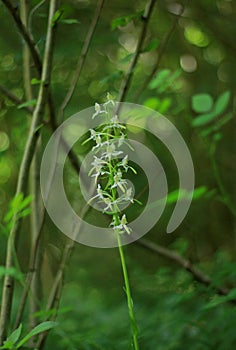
xmin=1 ymin=0 xmax=236 ymax=348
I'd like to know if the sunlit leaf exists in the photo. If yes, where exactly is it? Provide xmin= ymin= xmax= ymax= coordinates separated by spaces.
xmin=111 ymin=11 xmax=143 ymax=30
xmin=17 ymin=99 xmax=36 ymax=109
xmin=192 ymin=93 xmax=213 ymax=113
xmin=214 ymin=90 xmax=231 ymax=115
xmin=144 ymin=97 xmax=160 ymax=110
xmin=149 ymin=69 xmax=171 ymax=90
xmin=51 ymin=9 xmax=63 ymax=27
xmin=149 ymin=69 xmax=181 ymax=93
xmin=31 ymin=78 xmax=42 ymax=85
xmin=16 ymin=322 xmax=57 ymax=348
xmin=0 ymin=266 xmax=23 ymax=281
xmin=1 ymin=324 xmax=22 ymax=349
xmin=192 ymin=112 xmax=216 ymax=127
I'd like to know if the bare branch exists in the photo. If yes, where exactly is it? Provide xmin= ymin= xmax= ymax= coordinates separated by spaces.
xmin=118 ymin=0 xmax=156 ymax=103
xmin=1 ymin=0 xmax=42 ymax=72
xmin=14 ymin=210 xmax=46 ymax=330
xmin=0 ymin=0 xmax=59 ymax=343
xmin=137 ymin=238 xmax=233 ymax=300
xmin=58 ymin=0 xmax=105 ymax=123
xmin=134 ymin=6 xmax=184 ymax=102
xmin=0 ymin=84 xmax=33 ymax=113
xmin=36 ymin=192 xmax=96 ymax=348
xmin=1 ymin=0 xmax=57 ymax=138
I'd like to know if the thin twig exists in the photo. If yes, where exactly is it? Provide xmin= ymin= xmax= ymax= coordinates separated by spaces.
xmin=20 ymin=0 xmax=45 ymax=334
xmin=117 ymin=0 xmax=156 ymax=103
xmin=136 ymin=238 xmax=233 ymax=299
xmin=29 ymin=0 xmax=46 ymax=35
xmin=0 ymin=0 xmax=59 ymax=343
xmin=0 ymin=84 xmax=33 ymax=113
xmin=13 ymin=211 xmax=46 ymax=330
xmin=1 ymin=0 xmax=57 ymax=142
xmin=19 ymin=0 xmax=43 ymax=334
xmin=57 ymin=0 xmax=105 ymax=123
xmin=36 ymin=199 xmax=94 ymax=349
xmin=1 ymin=0 xmax=41 ymax=72
xmin=0 ymin=85 xmax=81 ymax=177
xmin=134 ymin=6 xmax=184 ymax=102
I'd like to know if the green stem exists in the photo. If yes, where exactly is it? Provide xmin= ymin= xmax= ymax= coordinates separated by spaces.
xmin=115 ymin=214 xmax=139 ymax=350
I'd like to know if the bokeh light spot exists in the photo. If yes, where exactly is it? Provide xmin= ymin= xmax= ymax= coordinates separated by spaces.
xmin=184 ymin=25 xmax=210 ymax=47
xmin=0 ymin=132 xmax=10 ymax=152
xmin=180 ymin=55 xmax=197 ymax=73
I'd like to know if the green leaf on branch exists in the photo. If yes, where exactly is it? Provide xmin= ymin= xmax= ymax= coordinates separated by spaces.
xmin=17 ymin=99 xmax=36 ymax=109
xmin=192 ymin=91 xmax=231 ymax=127
xmin=1 ymin=325 xmax=22 ymax=349
xmin=214 ymin=90 xmax=231 ymax=115
xmin=0 ymin=322 xmax=57 ymax=349
xmin=60 ymin=18 xmax=80 ymax=24
xmin=51 ymin=9 xmax=64 ymax=27
xmin=16 ymin=321 xmax=57 ymax=348
xmin=121 ymin=53 xmax=135 ymax=64
xmin=149 ymin=69 xmax=181 ymax=93
xmin=4 ymin=193 xmax=33 ymax=229
xmin=31 ymin=78 xmax=42 ymax=85
xmin=144 ymin=97 xmax=172 ymax=113
xmin=192 ymin=112 xmax=217 ymax=127
xmin=0 ymin=266 xmax=23 ymax=282
xmin=199 ymin=113 xmax=233 ymax=137
xmin=111 ymin=11 xmax=143 ymax=30
xmin=142 ymin=38 xmax=159 ymax=52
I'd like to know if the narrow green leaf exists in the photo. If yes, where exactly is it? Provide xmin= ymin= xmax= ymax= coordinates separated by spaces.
xmin=144 ymin=97 xmax=160 ymax=110
xmin=60 ymin=19 xmax=80 ymax=24
xmin=142 ymin=38 xmax=159 ymax=52
xmin=200 ymin=113 xmax=233 ymax=137
xmin=51 ymin=9 xmax=63 ymax=27
xmin=5 ymin=324 xmax=22 ymax=346
xmin=158 ymin=98 xmax=172 ymax=114
xmin=31 ymin=78 xmax=42 ymax=85
xmin=11 ymin=193 xmax=24 ymax=210
xmin=192 ymin=186 xmax=208 ymax=199
xmin=20 ymin=195 xmax=33 ymax=210
xmin=0 ymin=267 xmax=23 ymax=281
xmin=192 ymin=112 xmax=216 ymax=127
xmin=16 ymin=321 xmax=57 ymax=348
xmin=120 ymin=53 xmax=134 ymax=64
xmin=19 ymin=208 xmax=31 ymax=218
xmin=203 ymin=296 xmax=228 ymax=310
xmin=111 ymin=11 xmax=143 ymax=30
xmin=149 ymin=69 xmax=171 ymax=90
xmin=214 ymin=90 xmax=231 ymax=115
xmin=17 ymin=99 xmax=36 ymax=109
xmin=34 ymin=123 xmax=44 ymax=133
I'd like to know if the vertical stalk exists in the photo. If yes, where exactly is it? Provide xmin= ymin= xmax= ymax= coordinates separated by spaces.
xmin=117 ymin=225 xmax=140 ymax=350
xmin=20 ymin=0 xmax=43 ymax=331
xmin=110 ymin=161 xmax=139 ymax=348
xmin=0 ymin=0 xmax=59 ymax=343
